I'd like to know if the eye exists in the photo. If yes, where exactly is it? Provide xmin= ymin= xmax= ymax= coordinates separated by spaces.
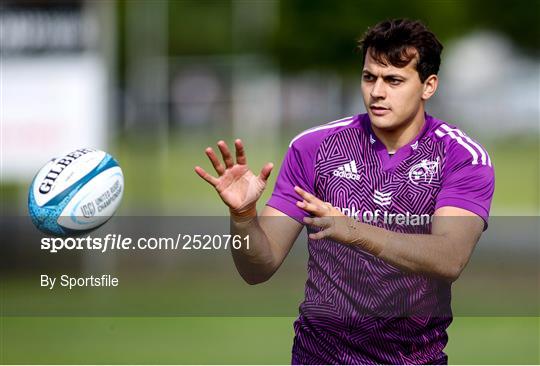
xmin=363 ymin=74 xmax=375 ymax=82
xmin=388 ymin=78 xmax=402 ymax=85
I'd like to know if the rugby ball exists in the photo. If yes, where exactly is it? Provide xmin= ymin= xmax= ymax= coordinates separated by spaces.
xmin=28 ymin=148 xmax=124 ymax=236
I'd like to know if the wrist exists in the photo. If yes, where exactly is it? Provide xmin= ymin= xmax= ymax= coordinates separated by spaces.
xmin=348 ymin=220 xmax=384 ymax=256
xmin=230 ymin=206 xmax=257 ymax=223
xmin=345 ymin=217 xmax=362 ymax=245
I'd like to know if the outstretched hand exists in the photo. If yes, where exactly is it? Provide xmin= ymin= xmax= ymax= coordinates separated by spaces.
xmin=195 ymin=139 xmax=273 ymax=217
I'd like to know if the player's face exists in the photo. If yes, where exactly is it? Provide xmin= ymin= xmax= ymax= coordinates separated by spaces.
xmin=361 ymin=50 xmax=430 ymax=131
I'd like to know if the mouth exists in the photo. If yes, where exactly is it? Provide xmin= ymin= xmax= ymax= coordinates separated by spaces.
xmin=369 ymin=105 xmax=390 ymax=116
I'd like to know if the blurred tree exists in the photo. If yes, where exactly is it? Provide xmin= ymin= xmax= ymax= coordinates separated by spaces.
xmin=272 ymin=0 xmax=539 ymax=73
xmin=116 ymin=0 xmax=539 ymax=75
xmin=168 ymin=0 xmax=233 ymax=55
xmin=466 ymin=0 xmax=540 ymax=54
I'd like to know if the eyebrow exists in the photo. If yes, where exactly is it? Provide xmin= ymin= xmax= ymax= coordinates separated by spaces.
xmin=362 ymin=70 xmax=406 ymax=79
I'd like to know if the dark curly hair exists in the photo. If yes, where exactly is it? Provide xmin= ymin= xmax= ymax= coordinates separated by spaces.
xmin=358 ymin=19 xmax=443 ymax=82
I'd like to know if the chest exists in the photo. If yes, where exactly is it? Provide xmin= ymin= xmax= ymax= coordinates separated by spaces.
xmin=313 ymin=134 xmax=445 ymax=219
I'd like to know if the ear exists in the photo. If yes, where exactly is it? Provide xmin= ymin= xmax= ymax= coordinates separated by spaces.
xmin=421 ymin=74 xmax=438 ymax=100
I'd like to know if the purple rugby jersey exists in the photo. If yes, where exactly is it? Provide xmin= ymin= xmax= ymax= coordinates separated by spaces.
xmin=267 ymin=113 xmax=495 ymax=364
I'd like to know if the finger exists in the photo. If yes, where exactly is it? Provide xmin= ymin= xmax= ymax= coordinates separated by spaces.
xmin=314 ymin=203 xmax=333 ymax=216
xmin=323 ymin=202 xmax=334 ymax=212
xmin=294 ymin=186 xmax=309 ymax=200
xmin=303 ymin=217 xmax=328 ymax=237
xmin=234 ymin=139 xmax=247 ymax=165
xmin=294 ymin=186 xmax=324 ymax=205
xmin=217 ymin=140 xmax=234 ymax=168
xmin=303 ymin=216 xmax=330 ymax=228
xmin=318 ymin=216 xmax=334 ymax=228
xmin=309 ymin=228 xmax=331 ymax=240
xmin=297 ymin=200 xmax=330 ymax=217
xmin=205 ymin=147 xmax=225 ymax=176
xmin=259 ymin=162 xmax=274 ymax=182
xmin=297 ymin=200 xmax=319 ymax=214
xmin=194 ymin=166 xmax=219 ymax=187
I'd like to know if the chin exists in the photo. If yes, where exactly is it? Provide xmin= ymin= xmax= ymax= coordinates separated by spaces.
xmin=368 ymin=113 xmax=398 ymax=131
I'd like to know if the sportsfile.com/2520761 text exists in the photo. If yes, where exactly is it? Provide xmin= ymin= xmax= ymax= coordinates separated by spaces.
xmin=40 ymin=234 xmax=250 ymax=253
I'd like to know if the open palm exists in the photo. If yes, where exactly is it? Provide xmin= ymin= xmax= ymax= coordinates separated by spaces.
xmin=195 ymin=139 xmax=273 ymax=215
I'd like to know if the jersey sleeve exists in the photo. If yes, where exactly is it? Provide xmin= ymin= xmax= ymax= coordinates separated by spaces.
xmin=266 ymin=140 xmax=316 ymax=223
xmin=435 ymin=144 xmax=495 ymax=229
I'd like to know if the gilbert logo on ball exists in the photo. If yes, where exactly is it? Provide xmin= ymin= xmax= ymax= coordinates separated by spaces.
xmin=28 ymin=148 xmax=124 ymax=236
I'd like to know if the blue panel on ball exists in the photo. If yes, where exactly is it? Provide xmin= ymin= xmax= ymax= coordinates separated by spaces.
xmin=28 ymin=181 xmax=75 ymax=236
xmin=28 ymin=154 xmax=120 ymax=237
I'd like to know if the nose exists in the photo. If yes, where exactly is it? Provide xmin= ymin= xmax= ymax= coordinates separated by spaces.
xmin=370 ymin=78 xmax=386 ymax=99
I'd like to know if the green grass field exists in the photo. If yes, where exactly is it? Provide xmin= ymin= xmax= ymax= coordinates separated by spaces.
xmin=1 ymin=317 xmax=538 ymax=364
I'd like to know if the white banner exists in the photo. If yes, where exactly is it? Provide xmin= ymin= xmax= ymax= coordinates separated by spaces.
xmin=1 ymin=55 xmax=108 ymax=181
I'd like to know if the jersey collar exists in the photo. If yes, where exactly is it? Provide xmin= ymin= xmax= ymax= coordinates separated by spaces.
xmin=365 ymin=113 xmax=433 ymax=172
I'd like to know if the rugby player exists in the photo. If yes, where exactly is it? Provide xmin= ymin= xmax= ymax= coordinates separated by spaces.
xmin=195 ymin=18 xmax=494 ymax=364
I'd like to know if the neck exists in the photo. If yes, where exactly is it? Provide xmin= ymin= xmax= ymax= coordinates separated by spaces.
xmin=372 ymin=109 xmax=426 ymax=153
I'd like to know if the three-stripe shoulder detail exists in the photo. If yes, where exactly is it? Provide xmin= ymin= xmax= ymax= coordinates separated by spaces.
xmin=289 ymin=116 xmax=355 ymax=147
xmin=434 ymin=124 xmax=492 ymax=166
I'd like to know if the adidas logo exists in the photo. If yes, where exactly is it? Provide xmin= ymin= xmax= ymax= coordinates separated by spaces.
xmin=333 ymin=160 xmax=360 ymax=180
xmin=373 ymin=190 xmax=392 ymax=206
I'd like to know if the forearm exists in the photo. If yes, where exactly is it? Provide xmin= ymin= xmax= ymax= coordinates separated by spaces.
xmin=348 ymin=222 xmax=465 ymax=282
xmin=296 ymin=187 xmax=483 ymax=283
xmin=229 ymin=209 xmax=277 ymax=284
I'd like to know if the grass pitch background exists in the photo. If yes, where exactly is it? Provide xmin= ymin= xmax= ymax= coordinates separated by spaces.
xmin=2 ymin=317 xmax=538 ymax=364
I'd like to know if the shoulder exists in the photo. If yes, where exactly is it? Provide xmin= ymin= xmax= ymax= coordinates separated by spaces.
xmin=429 ymin=116 xmax=492 ymax=168
xmin=288 ymin=114 xmax=364 ymax=152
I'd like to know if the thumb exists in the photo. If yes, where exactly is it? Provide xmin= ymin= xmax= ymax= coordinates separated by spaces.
xmin=259 ymin=162 xmax=274 ymax=182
